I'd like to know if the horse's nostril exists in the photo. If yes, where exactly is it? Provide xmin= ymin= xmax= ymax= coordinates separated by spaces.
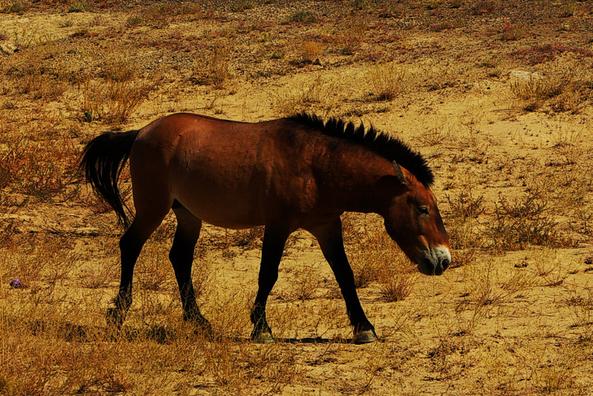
xmin=441 ymin=259 xmax=450 ymax=270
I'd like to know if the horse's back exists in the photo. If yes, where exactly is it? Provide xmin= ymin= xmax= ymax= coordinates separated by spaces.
xmin=130 ymin=113 xmax=318 ymax=227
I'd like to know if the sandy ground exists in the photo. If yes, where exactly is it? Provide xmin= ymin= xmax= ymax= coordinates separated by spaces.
xmin=1 ymin=1 xmax=593 ymax=394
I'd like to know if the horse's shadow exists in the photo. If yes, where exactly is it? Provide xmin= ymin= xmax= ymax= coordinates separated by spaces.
xmin=25 ymin=319 xmax=353 ymax=345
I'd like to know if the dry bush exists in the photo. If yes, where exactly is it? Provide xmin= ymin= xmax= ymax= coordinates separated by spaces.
xmin=566 ymin=288 xmax=593 ymax=327
xmin=1 ymin=0 xmax=30 ymax=13
xmin=299 ymin=40 xmax=324 ymax=63
xmin=273 ymin=75 xmax=338 ymax=116
xmin=0 ymin=138 xmax=78 ymax=200
xmin=469 ymin=0 xmax=498 ymax=15
xmin=498 ymin=20 xmax=524 ymax=41
xmin=204 ymin=290 xmax=252 ymax=338
xmin=189 ymin=44 xmax=232 ymax=89
xmin=349 ymin=228 xmax=393 ymax=288
xmin=444 ymin=189 xmax=485 ymax=267
xmin=530 ymin=248 xmax=568 ymax=287
xmin=511 ymin=55 xmax=593 ymax=113
xmin=98 ymin=55 xmax=138 ymax=83
xmin=288 ymin=264 xmax=320 ymax=301
xmin=378 ymin=267 xmax=417 ymax=302
xmin=80 ymin=79 xmax=151 ymax=123
xmin=4 ymin=62 xmax=67 ymax=101
xmin=446 ymin=189 xmax=485 ymax=221
xmin=500 ymin=269 xmax=536 ymax=293
xmin=287 ymin=10 xmax=317 ymax=24
xmin=366 ymin=63 xmax=409 ymax=101
xmin=513 ymin=43 xmax=593 ymax=66
xmin=230 ymin=226 xmax=263 ymax=250
xmin=136 ymin=243 xmax=174 ymax=292
xmin=331 ymin=15 xmax=368 ymax=55
xmin=1 ymin=236 xmax=76 ymax=288
xmin=510 ymin=74 xmax=564 ymax=111
xmin=79 ymin=261 xmax=117 ymax=289
xmin=487 ymin=190 xmax=558 ymax=251
xmin=125 ymin=4 xmax=173 ymax=28
xmin=19 ymin=73 xmax=67 ymax=101
xmin=349 ymin=227 xmax=416 ymax=301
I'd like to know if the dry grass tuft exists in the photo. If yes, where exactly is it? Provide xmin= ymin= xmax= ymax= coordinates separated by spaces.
xmin=487 ymin=190 xmax=558 ymax=251
xmin=0 ymin=138 xmax=78 ymax=200
xmin=367 ymin=63 xmax=409 ymax=101
xmin=378 ymin=268 xmax=417 ymax=302
xmin=299 ymin=40 xmax=324 ymax=63
xmin=80 ymin=79 xmax=152 ymax=124
xmin=190 ymin=44 xmax=232 ymax=89
xmin=511 ymin=55 xmax=593 ymax=113
xmin=288 ymin=264 xmax=321 ymax=301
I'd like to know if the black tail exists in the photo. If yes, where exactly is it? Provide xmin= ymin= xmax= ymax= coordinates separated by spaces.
xmin=80 ymin=130 xmax=139 ymax=228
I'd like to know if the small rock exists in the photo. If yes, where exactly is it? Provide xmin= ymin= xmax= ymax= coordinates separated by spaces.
xmin=9 ymin=278 xmax=25 ymax=289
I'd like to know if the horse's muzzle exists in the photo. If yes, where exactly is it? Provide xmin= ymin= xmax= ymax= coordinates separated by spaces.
xmin=418 ymin=246 xmax=451 ymax=276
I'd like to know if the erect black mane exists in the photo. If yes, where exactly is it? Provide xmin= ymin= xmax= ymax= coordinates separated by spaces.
xmin=288 ymin=113 xmax=434 ymax=187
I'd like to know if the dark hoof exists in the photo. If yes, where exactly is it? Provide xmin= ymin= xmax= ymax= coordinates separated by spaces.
xmin=105 ymin=307 xmax=124 ymax=328
xmin=186 ymin=317 xmax=216 ymax=340
xmin=251 ymin=330 xmax=274 ymax=344
xmin=353 ymin=329 xmax=378 ymax=344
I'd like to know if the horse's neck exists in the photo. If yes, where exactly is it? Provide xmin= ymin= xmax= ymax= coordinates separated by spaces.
xmin=316 ymin=147 xmax=392 ymax=214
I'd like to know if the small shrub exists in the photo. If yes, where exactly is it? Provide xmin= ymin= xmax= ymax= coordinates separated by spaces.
xmin=189 ymin=44 xmax=231 ymax=89
xmin=378 ymin=271 xmax=416 ymax=302
xmin=80 ymin=79 xmax=152 ymax=124
xmin=288 ymin=10 xmax=316 ymax=24
xmin=499 ymin=20 xmax=524 ymax=41
xmin=469 ymin=0 xmax=497 ymax=15
xmin=446 ymin=190 xmax=485 ymax=221
xmin=99 ymin=56 xmax=137 ymax=82
xmin=367 ymin=63 xmax=408 ymax=101
xmin=68 ymin=1 xmax=87 ymax=13
xmin=510 ymin=75 xmax=564 ymax=107
xmin=332 ymin=15 xmax=368 ymax=55
xmin=0 ymin=138 xmax=77 ymax=200
xmin=137 ymin=244 xmax=173 ymax=292
xmin=513 ymin=44 xmax=593 ymax=66
xmin=299 ymin=41 xmax=324 ymax=63
xmin=290 ymin=265 xmax=320 ymax=301
xmin=2 ymin=0 xmax=30 ymax=13
xmin=487 ymin=191 xmax=558 ymax=251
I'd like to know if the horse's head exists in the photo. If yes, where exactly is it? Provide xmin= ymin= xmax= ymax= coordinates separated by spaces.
xmin=381 ymin=162 xmax=451 ymax=275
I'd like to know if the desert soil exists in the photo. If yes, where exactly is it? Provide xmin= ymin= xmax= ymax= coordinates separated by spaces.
xmin=1 ymin=1 xmax=593 ymax=395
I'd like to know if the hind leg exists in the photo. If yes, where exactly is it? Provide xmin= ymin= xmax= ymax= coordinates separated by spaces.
xmin=170 ymin=204 xmax=211 ymax=334
xmin=107 ymin=204 xmax=171 ymax=328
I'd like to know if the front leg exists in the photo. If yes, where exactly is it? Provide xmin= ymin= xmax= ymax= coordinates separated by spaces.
xmin=307 ymin=218 xmax=378 ymax=344
xmin=250 ymin=224 xmax=291 ymax=343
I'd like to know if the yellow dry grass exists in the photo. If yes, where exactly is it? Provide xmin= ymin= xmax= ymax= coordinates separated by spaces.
xmin=1 ymin=1 xmax=593 ymax=394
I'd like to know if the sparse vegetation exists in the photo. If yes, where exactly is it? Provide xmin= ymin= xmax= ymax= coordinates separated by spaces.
xmin=487 ymin=191 xmax=559 ymax=251
xmin=1 ymin=1 xmax=593 ymax=394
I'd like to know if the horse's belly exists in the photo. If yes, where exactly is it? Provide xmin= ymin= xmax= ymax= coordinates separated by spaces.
xmin=173 ymin=181 xmax=270 ymax=228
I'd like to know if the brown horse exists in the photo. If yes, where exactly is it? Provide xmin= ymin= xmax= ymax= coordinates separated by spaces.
xmin=80 ymin=113 xmax=450 ymax=344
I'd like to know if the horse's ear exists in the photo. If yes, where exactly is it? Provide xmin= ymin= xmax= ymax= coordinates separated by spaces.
xmin=392 ymin=161 xmax=408 ymax=187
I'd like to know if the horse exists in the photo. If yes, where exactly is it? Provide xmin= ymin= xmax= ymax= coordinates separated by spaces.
xmin=80 ymin=112 xmax=451 ymax=344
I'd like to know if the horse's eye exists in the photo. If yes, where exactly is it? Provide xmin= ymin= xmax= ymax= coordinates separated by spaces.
xmin=418 ymin=205 xmax=429 ymax=215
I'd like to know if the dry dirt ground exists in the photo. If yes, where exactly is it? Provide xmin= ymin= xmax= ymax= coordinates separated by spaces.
xmin=1 ymin=1 xmax=593 ymax=394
